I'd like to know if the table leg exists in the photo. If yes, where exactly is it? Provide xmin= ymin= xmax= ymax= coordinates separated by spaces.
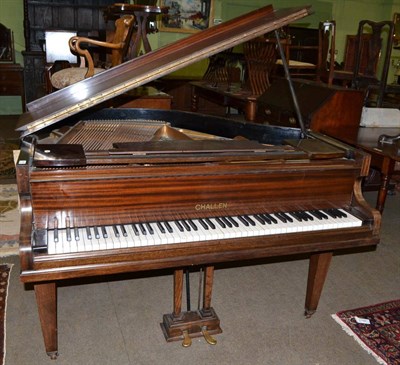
xmin=376 ymin=156 xmax=396 ymax=213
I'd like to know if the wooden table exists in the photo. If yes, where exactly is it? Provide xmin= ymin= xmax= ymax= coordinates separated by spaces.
xmin=191 ymin=81 xmax=258 ymax=121
xmin=105 ymin=3 xmax=169 ymax=58
xmin=342 ymin=127 xmax=400 ymax=213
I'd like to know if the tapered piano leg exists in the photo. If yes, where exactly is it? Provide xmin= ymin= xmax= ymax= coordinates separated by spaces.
xmin=304 ymin=252 xmax=333 ymax=317
xmin=160 ymin=266 xmax=222 ymax=345
xmin=34 ymin=282 xmax=58 ymax=359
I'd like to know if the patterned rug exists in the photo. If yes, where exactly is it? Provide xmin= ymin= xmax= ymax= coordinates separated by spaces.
xmin=0 ymin=185 xmax=19 ymax=257
xmin=0 ymin=264 xmax=13 ymax=365
xmin=332 ymin=299 xmax=400 ymax=365
xmin=0 ymin=142 xmax=18 ymax=181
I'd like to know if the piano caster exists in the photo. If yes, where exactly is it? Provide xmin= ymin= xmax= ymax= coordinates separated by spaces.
xmin=304 ymin=309 xmax=316 ymax=318
xmin=47 ymin=351 xmax=59 ymax=360
xmin=201 ymin=326 xmax=217 ymax=345
xmin=182 ymin=330 xmax=192 ymax=347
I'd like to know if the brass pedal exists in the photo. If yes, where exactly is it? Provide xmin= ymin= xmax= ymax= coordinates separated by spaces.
xmin=201 ymin=326 xmax=217 ymax=345
xmin=182 ymin=330 xmax=192 ymax=347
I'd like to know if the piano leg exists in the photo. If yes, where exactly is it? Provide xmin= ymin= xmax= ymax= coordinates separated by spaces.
xmin=304 ymin=252 xmax=333 ymax=317
xmin=34 ymin=282 xmax=58 ymax=359
xmin=160 ymin=266 xmax=222 ymax=345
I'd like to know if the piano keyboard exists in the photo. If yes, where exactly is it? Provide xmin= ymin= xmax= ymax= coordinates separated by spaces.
xmin=45 ymin=208 xmax=362 ymax=254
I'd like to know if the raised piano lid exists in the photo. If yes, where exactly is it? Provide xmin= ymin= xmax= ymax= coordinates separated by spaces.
xmin=16 ymin=4 xmax=312 ymax=137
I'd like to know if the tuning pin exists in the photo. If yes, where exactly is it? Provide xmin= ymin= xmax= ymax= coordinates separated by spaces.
xmin=201 ymin=326 xmax=217 ymax=345
xmin=182 ymin=330 xmax=192 ymax=347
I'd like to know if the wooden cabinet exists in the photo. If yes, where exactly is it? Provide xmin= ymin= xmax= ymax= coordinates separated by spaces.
xmin=0 ymin=63 xmax=25 ymax=111
xmin=22 ymin=0 xmax=126 ymax=102
xmin=257 ymin=79 xmax=365 ymax=141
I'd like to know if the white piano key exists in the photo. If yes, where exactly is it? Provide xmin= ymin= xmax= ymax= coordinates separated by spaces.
xmin=43 ymin=207 xmax=364 ymax=254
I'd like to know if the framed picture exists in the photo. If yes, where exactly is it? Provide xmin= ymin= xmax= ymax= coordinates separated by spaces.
xmin=160 ymin=0 xmax=214 ymax=33
xmin=0 ymin=23 xmax=15 ymax=63
xmin=394 ymin=13 xmax=400 ymax=48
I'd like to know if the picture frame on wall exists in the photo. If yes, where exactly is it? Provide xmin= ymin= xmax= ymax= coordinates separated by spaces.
xmin=160 ymin=0 xmax=214 ymax=33
xmin=0 ymin=23 xmax=15 ymax=63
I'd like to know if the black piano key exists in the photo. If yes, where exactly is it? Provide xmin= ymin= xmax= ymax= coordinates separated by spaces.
xmin=112 ymin=225 xmax=120 ymax=237
xmin=66 ymin=227 xmax=72 ymax=241
xmin=131 ymin=224 xmax=139 ymax=236
xmin=309 ymin=210 xmax=324 ymax=220
xmin=323 ymin=209 xmax=338 ymax=219
xmin=261 ymin=214 xmax=271 ymax=224
xmin=221 ymin=216 xmax=233 ymax=228
xmin=238 ymin=216 xmax=249 ymax=227
xmin=303 ymin=212 xmax=314 ymax=221
xmin=198 ymin=218 xmax=209 ymax=230
xmin=243 ymin=215 xmax=256 ymax=226
xmin=289 ymin=212 xmax=302 ymax=222
xmin=181 ymin=220 xmax=191 ymax=231
xmin=334 ymin=208 xmax=347 ymax=218
xmin=227 ymin=216 xmax=239 ymax=227
xmin=205 ymin=218 xmax=215 ymax=229
xmin=101 ymin=226 xmax=108 ymax=238
xmin=164 ymin=221 xmax=173 ymax=233
xmin=94 ymin=226 xmax=100 ymax=239
xmin=187 ymin=219 xmax=198 ymax=231
xmin=74 ymin=227 xmax=80 ymax=241
xmin=54 ymin=228 xmax=59 ymax=243
xmin=120 ymin=225 xmax=127 ymax=237
xmin=145 ymin=223 xmax=154 ymax=235
xmin=139 ymin=223 xmax=147 ymax=235
xmin=305 ymin=212 xmax=314 ymax=220
xmin=297 ymin=211 xmax=308 ymax=220
xmin=215 ymin=217 xmax=226 ymax=228
xmin=86 ymin=227 xmax=92 ymax=240
xmin=175 ymin=221 xmax=184 ymax=232
xmin=254 ymin=214 xmax=266 ymax=225
xmin=263 ymin=213 xmax=277 ymax=224
xmin=281 ymin=212 xmax=293 ymax=222
xmin=157 ymin=222 xmax=166 ymax=234
xmin=274 ymin=213 xmax=287 ymax=223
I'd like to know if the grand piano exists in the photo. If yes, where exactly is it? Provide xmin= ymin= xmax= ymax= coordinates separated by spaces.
xmin=16 ymin=4 xmax=380 ymax=359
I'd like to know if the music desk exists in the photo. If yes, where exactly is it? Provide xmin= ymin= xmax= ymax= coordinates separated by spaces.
xmin=190 ymin=81 xmax=258 ymax=121
xmin=341 ymin=127 xmax=400 ymax=213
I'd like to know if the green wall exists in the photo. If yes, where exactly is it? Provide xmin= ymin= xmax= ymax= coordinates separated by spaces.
xmin=1 ymin=0 xmax=400 ymax=114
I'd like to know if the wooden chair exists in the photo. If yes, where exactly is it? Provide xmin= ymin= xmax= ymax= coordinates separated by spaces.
xmin=275 ymin=26 xmax=320 ymax=80
xmin=332 ymin=20 xmax=394 ymax=107
xmin=275 ymin=23 xmax=335 ymax=83
xmin=48 ymin=15 xmax=135 ymax=91
xmin=243 ymin=37 xmax=277 ymax=95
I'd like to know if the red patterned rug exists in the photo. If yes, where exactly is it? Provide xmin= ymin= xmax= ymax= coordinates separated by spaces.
xmin=0 ymin=264 xmax=12 ymax=365
xmin=332 ymin=299 xmax=400 ymax=365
